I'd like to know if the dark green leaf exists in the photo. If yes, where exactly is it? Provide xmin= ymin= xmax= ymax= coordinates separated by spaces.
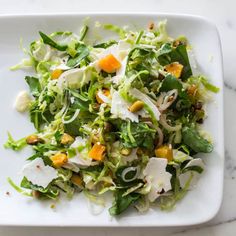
xmin=39 ymin=31 xmax=67 ymax=51
xmin=160 ymin=74 xmax=183 ymax=93
xmin=109 ymin=189 xmax=141 ymax=215
xmin=158 ymin=44 xmax=192 ymax=80
xmin=182 ymin=126 xmax=213 ymax=153
xmin=25 ymin=76 xmax=41 ymax=97
xmin=182 ymin=165 xmax=204 ymax=174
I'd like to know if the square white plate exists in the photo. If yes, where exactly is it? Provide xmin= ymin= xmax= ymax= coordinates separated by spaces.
xmin=0 ymin=13 xmax=224 ymax=226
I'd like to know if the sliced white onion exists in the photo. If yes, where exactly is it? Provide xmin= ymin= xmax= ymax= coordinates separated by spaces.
xmin=159 ymin=114 xmax=182 ymax=132
xmin=121 ymin=166 xmax=140 ymax=182
xmin=157 ymin=89 xmax=178 ymax=112
xmin=129 ymin=88 xmax=160 ymax=121
xmin=156 ymin=127 xmax=164 ymax=147
xmin=62 ymin=109 xmax=80 ymax=124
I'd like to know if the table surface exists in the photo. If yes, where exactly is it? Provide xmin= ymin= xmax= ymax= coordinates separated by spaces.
xmin=0 ymin=0 xmax=235 ymax=235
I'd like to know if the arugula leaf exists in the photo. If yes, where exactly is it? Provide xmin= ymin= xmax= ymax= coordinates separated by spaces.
xmin=4 ymin=132 xmax=27 ymax=151
xmin=109 ymin=189 xmax=141 ymax=215
xmin=119 ymin=121 xmax=156 ymax=149
xmin=25 ymin=76 xmax=41 ymax=97
xmin=158 ymin=44 xmax=192 ymax=80
xmin=39 ymin=31 xmax=68 ymax=51
xmin=21 ymin=177 xmax=59 ymax=200
xmin=182 ymin=126 xmax=213 ymax=153
xmin=64 ymin=117 xmax=82 ymax=136
xmin=66 ymin=44 xmax=89 ymax=67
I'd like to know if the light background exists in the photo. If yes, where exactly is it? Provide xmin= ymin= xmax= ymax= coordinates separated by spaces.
xmin=0 ymin=0 xmax=235 ymax=235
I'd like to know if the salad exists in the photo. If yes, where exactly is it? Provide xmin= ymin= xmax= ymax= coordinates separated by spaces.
xmin=4 ymin=20 xmax=219 ymax=216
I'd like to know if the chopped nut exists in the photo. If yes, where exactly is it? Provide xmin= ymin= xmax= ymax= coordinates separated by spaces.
xmin=26 ymin=135 xmax=43 ymax=145
xmin=155 ymin=144 xmax=173 ymax=162
xmin=129 ymin=100 xmax=144 ymax=113
xmin=148 ymin=22 xmax=154 ymax=30
xmin=50 ymin=153 xmax=68 ymax=168
xmin=120 ymin=148 xmax=132 ymax=156
xmin=187 ymin=84 xmax=198 ymax=96
xmin=71 ymin=174 xmax=83 ymax=187
xmin=61 ymin=133 xmax=74 ymax=145
xmin=32 ymin=190 xmax=40 ymax=198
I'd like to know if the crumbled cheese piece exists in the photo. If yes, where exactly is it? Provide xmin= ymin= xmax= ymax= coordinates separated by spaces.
xmin=143 ymin=157 xmax=172 ymax=202
xmin=14 ymin=91 xmax=31 ymax=112
xmin=21 ymin=158 xmax=57 ymax=188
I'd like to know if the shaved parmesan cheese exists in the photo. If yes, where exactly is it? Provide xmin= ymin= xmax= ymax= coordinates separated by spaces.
xmin=97 ymin=90 xmax=111 ymax=104
xmin=21 ymin=158 xmax=57 ymax=188
xmin=111 ymin=91 xmax=139 ymax=122
xmin=143 ymin=158 xmax=172 ymax=202
xmin=57 ymin=67 xmax=92 ymax=89
xmin=14 ymin=90 xmax=31 ymax=112
xmin=68 ymin=137 xmax=93 ymax=166
xmin=179 ymin=158 xmax=205 ymax=189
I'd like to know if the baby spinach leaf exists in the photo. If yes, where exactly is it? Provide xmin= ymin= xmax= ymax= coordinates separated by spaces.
xmin=160 ymin=74 xmax=182 ymax=93
xmin=182 ymin=126 xmax=213 ymax=153
xmin=109 ymin=189 xmax=141 ymax=215
xmin=25 ymin=76 xmax=41 ymax=97
xmin=39 ymin=31 xmax=68 ymax=51
xmin=66 ymin=44 xmax=90 ymax=67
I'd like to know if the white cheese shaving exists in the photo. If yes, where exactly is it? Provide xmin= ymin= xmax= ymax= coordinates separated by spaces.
xmin=21 ymin=158 xmax=57 ymax=188
xmin=110 ymin=91 xmax=139 ymax=122
xmin=68 ymin=137 xmax=93 ymax=166
xmin=14 ymin=90 xmax=32 ymax=112
xmin=143 ymin=158 xmax=172 ymax=202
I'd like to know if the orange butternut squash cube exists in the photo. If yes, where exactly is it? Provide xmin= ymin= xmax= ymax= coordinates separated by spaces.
xmin=51 ymin=69 xmax=63 ymax=80
xmin=165 ymin=62 xmax=183 ymax=79
xmin=98 ymin=54 xmax=121 ymax=73
xmin=88 ymin=143 xmax=106 ymax=161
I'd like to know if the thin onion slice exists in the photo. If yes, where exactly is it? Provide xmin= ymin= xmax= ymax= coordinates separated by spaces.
xmin=159 ymin=114 xmax=182 ymax=132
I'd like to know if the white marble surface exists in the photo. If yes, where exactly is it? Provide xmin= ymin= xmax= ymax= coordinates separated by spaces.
xmin=0 ymin=0 xmax=235 ymax=235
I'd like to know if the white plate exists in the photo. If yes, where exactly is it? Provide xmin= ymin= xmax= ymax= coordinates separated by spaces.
xmin=0 ymin=13 xmax=224 ymax=226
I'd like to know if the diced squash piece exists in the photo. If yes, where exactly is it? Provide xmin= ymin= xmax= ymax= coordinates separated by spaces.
xmin=61 ymin=133 xmax=74 ymax=145
xmin=88 ymin=143 xmax=106 ymax=161
xmin=98 ymin=54 xmax=121 ymax=73
xmin=96 ymin=89 xmax=110 ymax=104
xmin=51 ymin=69 xmax=63 ymax=80
xmin=50 ymin=153 xmax=68 ymax=168
xmin=155 ymin=145 xmax=173 ymax=162
xmin=165 ymin=62 xmax=183 ymax=79
xmin=71 ymin=174 xmax=83 ymax=187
